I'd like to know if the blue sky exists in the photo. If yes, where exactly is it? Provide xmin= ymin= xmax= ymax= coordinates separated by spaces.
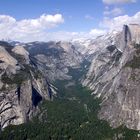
xmin=0 ymin=0 xmax=140 ymax=42
xmin=0 ymin=0 xmax=104 ymax=31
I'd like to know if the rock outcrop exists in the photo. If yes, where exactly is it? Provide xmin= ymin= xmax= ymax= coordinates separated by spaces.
xmin=82 ymin=24 xmax=140 ymax=130
xmin=12 ymin=45 xmax=30 ymax=64
xmin=0 ymin=42 xmax=54 ymax=130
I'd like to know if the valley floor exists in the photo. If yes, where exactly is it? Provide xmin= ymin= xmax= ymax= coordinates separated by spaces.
xmin=0 ymin=80 xmax=139 ymax=140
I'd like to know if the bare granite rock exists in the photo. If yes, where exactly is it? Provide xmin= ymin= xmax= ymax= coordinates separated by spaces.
xmin=82 ymin=24 xmax=140 ymax=130
xmin=0 ymin=42 xmax=54 ymax=130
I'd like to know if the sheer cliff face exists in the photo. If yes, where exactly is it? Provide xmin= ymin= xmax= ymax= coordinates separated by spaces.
xmin=0 ymin=42 xmax=53 ymax=130
xmin=0 ymin=41 xmax=83 ymax=130
xmin=83 ymin=24 xmax=140 ymax=130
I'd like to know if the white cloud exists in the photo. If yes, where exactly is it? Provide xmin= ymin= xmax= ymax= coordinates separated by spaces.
xmin=0 ymin=13 xmax=107 ymax=42
xmin=34 ymin=30 xmax=107 ymax=42
xmin=85 ymin=15 xmax=94 ymax=20
xmin=103 ymin=0 xmax=136 ymax=5
xmin=100 ymin=11 xmax=140 ymax=30
xmin=43 ymin=31 xmax=82 ymax=41
xmin=104 ymin=7 xmax=123 ymax=16
xmin=2 ymin=11 xmax=140 ymax=42
xmin=90 ymin=29 xmax=107 ymax=36
xmin=0 ymin=14 xmax=64 ymax=42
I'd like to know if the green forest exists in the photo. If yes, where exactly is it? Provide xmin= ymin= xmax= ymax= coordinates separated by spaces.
xmin=0 ymin=79 xmax=139 ymax=140
xmin=0 ymin=61 xmax=140 ymax=140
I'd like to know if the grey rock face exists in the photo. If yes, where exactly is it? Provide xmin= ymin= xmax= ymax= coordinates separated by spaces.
xmin=12 ymin=45 xmax=30 ymax=64
xmin=82 ymin=24 xmax=140 ymax=130
xmin=25 ymin=41 xmax=84 ymax=81
xmin=0 ymin=40 xmax=85 ymax=130
xmin=0 ymin=45 xmax=17 ymax=74
xmin=0 ymin=42 xmax=53 ymax=130
xmin=1 ymin=24 xmax=140 ymax=131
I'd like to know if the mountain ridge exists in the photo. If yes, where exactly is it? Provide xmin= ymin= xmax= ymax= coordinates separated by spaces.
xmin=82 ymin=24 xmax=140 ymax=130
xmin=0 ymin=24 xmax=140 ymax=132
